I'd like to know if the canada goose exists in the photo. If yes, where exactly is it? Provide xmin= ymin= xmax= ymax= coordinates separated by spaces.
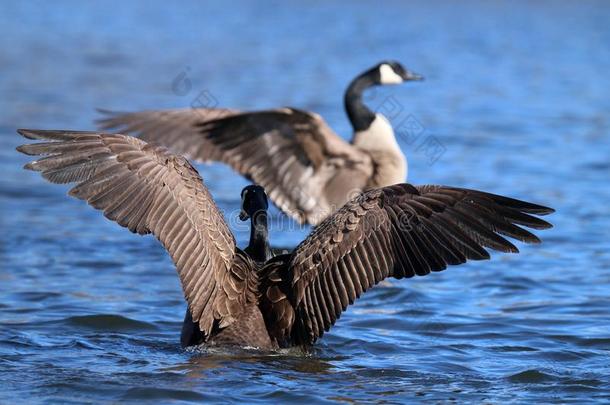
xmin=181 ymin=184 xmax=273 ymax=347
xmin=17 ymin=129 xmax=554 ymax=349
xmin=98 ymin=61 xmax=423 ymax=225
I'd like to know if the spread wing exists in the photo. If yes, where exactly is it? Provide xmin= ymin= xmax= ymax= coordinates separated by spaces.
xmin=99 ymin=108 xmax=372 ymax=224
xmin=265 ymin=183 xmax=554 ymax=345
xmin=97 ymin=108 xmax=239 ymax=161
xmin=17 ymin=129 xmax=246 ymax=337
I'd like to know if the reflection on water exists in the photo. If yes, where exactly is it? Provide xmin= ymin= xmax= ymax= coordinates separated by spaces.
xmin=1 ymin=0 xmax=610 ymax=403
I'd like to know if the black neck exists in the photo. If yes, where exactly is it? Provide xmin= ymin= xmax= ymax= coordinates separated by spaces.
xmin=246 ymin=210 xmax=272 ymax=263
xmin=344 ymin=71 xmax=377 ymax=133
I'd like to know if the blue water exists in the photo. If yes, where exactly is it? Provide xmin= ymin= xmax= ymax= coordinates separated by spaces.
xmin=1 ymin=1 xmax=610 ymax=403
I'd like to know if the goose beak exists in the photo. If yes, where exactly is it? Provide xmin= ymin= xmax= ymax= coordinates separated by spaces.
xmin=239 ymin=209 xmax=249 ymax=221
xmin=402 ymin=70 xmax=424 ymax=81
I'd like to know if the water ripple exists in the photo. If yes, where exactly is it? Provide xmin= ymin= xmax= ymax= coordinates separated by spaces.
xmin=2 ymin=1 xmax=610 ymax=403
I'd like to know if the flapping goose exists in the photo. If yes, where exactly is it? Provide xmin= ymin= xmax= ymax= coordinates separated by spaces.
xmin=181 ymin=184 xmax=273 ymax=347
xmin=17 ymin=129 xmax=554 ymax=349
xmin=98 ymin=61 xmax=423 ymax=225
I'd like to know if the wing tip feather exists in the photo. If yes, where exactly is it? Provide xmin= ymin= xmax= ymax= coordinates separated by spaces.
xmin=23 ymin=161 xmax=38 ymax=171
xmin=17 ymin=128 xmax=40 ymax=140
xmin=16 ymin=144 xmax=33 ymax=155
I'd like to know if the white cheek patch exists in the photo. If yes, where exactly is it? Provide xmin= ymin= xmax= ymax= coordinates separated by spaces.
xmin=379 ymin=64 xmax=403 ymax=84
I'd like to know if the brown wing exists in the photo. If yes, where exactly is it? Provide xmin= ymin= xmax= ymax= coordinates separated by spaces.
xmin=99 ymin=108 xmax=373 ymax=224
xmin=268 ymin=183 xmax=554 ymax=345
xmin=17 ymin=129 xmax=248 ymax=337
xmin=97 ymin=108 xmax=239 ymax=161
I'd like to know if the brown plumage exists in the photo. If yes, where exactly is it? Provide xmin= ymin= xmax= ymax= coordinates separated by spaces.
xmin=97 ymin=61 xmax=424 ymax=225
xmin=98 ymin=107 xmax=377 ymax=226
xmin=17 ymin=129 xmax=554 ymax=349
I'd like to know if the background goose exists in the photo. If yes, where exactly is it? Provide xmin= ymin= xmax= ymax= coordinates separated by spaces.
xmin=98 ymin=61 xmax=423 ymax=225
xmin=17 ymin=129 xmax=554 ymax=349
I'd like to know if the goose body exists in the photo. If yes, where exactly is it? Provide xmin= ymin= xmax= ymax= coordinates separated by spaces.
xmin=18 ymin=129 xmax=554 ymax=350
xmin=181 ymin=184 xmax=273 ymax=347
xmin=97 ymin=61 xmax=422 ymax=225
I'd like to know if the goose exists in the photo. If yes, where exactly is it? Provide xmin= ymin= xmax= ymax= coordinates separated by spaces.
xmin=181 ymin=184 xmax=272 ymax=347
xmin=17 ymin=129 xmax=554 ymax=349
xmin=98 ymin=61 xmax=423 ymax=225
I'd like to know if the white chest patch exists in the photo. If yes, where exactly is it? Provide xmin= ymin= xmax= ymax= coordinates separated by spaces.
xmin=353 ymin=114 xmax=400 ymax=151
xmin=353 ymin=114 xmax=408 ymax=183
xmin=379 ymin=64 xmax=403 ymax=84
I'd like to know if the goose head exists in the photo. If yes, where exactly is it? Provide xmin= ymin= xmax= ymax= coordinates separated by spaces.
xmin=345 ymin=61 xmax=424 ymax=132
xmin=239 ymin=185 xmax=269 ymax=221
xmin=371 ymin=61 xmax=423 ymax=85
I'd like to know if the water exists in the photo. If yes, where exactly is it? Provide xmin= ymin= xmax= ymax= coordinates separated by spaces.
xmin=1 ymin=1 xmax=609 ymax=403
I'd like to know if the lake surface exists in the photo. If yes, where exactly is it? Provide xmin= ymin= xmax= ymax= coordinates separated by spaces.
xmin=1 ymin=1 xmax=609 ymax=403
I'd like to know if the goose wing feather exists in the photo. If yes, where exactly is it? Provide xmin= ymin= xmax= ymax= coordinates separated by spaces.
xmin=267 ymin=183 xmax=553 ymax=345
xmin=17 ymin=129 xmax=246 ymax=337
xmin=99 ymin=108 xmax=372 ymax=224
xmin=97 ymin=108 xmax=239 ymax=161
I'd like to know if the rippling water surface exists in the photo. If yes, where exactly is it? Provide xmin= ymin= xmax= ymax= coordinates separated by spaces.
xmin=1 ymin=1 xmax=610 ymax=403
